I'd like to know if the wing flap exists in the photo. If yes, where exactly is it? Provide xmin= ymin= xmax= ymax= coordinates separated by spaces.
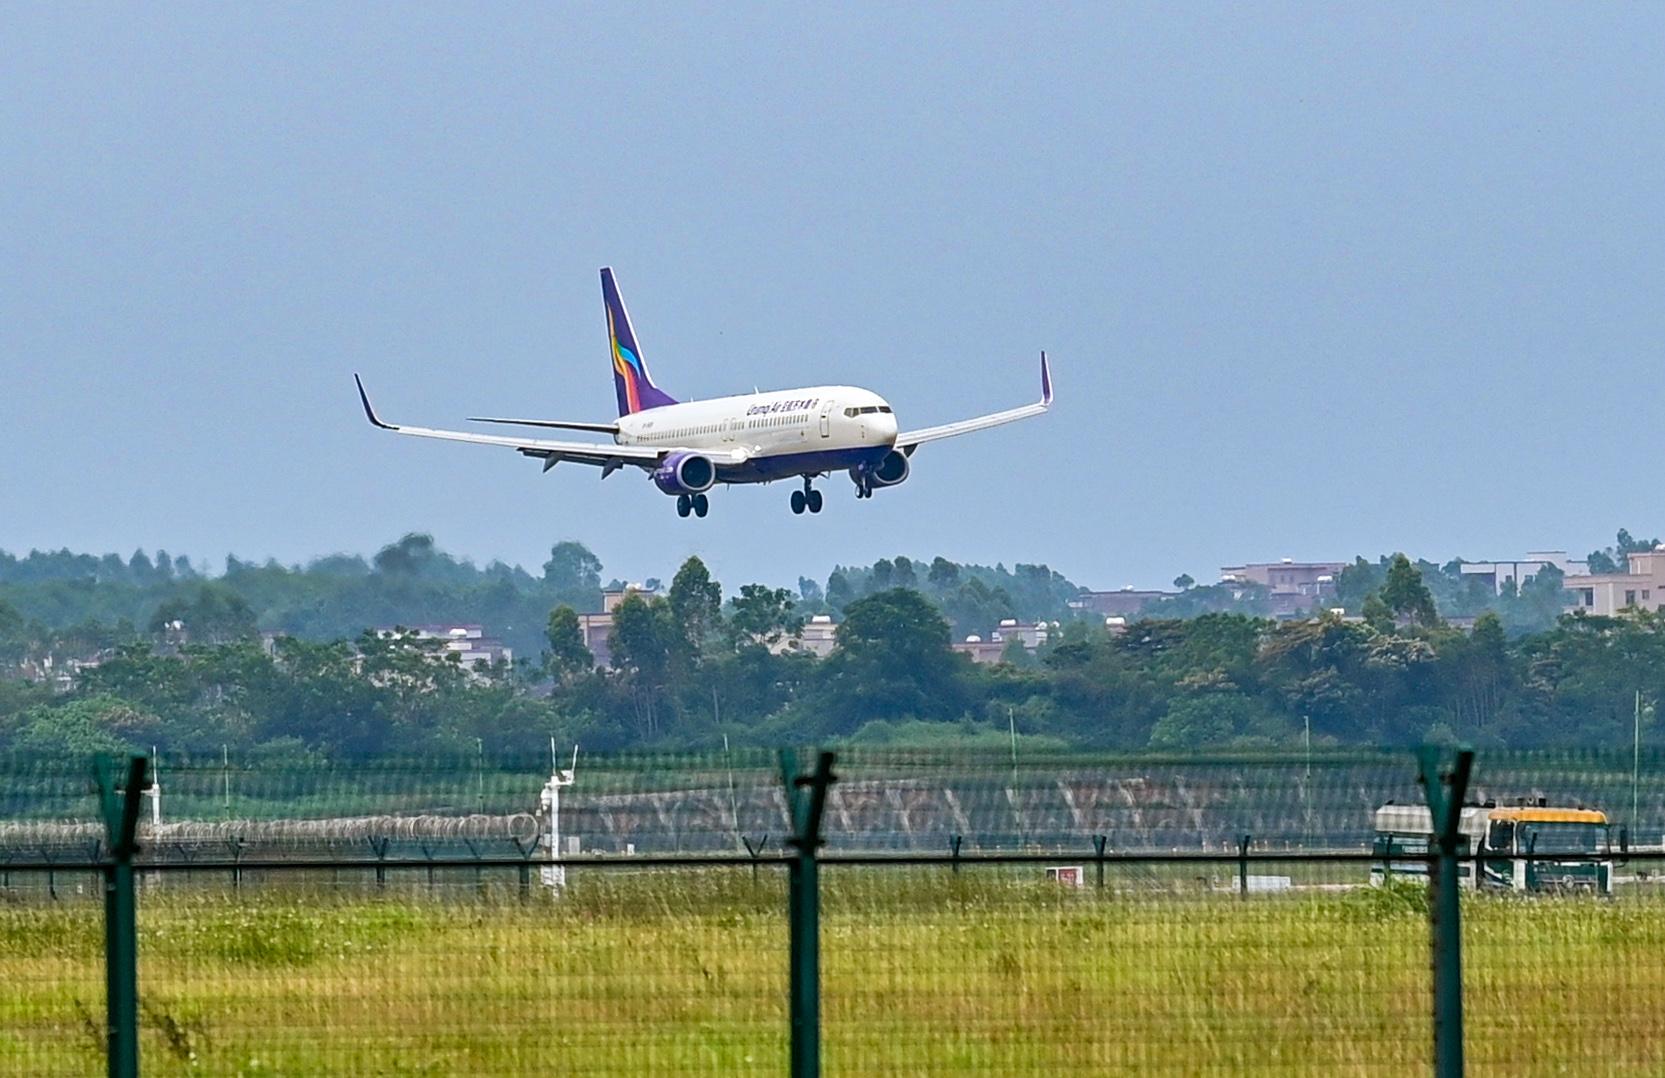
xmin=468 ymin=416 xmax=621 ymax=435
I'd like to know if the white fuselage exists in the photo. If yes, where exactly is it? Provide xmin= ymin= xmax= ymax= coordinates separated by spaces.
xmin=615 ymin=385 xmax=899 ymax=466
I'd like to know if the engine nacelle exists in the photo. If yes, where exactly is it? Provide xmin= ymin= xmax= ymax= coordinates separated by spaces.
xmin=653 ymin=452 xmax=717 ymax=496
xmin=850 ymin=449 xmax=910 ymax=492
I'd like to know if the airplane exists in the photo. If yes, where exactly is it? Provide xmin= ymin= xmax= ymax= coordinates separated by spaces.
xmin=354 ymin=267 xmax=1052 ymax=518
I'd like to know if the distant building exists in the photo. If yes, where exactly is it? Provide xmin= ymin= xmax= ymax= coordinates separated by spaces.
xmin=17 ymin=651 xmax=111 ymax=693
xmin=1564 ymin=549 xmax=1665 ymax=617
xmin=949 ymin=619 xmax=1062 ymax=665
xmin=376 ymin=624 xmax=513 ymax=672
xmin=990 ymin=619 xmax=1051 ymax=650
xmin=575 ymin=584 xmax=662 ymax=669
xmin=781 ymin=615 xmax=839 ymax=659
xmin=951 ymin=636 xmax=1006 ymax=664
xmin=1220 ymin=559 xmax=1345 ymax=594
xmin=1219 ymin=559 xmax=1344 ymax=618
xmin=1071 ymin=587 xmax=1175 ymax=618
xmin=1456 ymin=552 xmax=1588 ymax=595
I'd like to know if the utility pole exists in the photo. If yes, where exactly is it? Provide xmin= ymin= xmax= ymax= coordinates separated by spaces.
xmin=1302 ymin=715 xmax=1313 ymax=848
xmin=1008 ymin=707 xmax=1019 ymax=786
xmin=1635 ymin=690 xmax=1643 ymax=833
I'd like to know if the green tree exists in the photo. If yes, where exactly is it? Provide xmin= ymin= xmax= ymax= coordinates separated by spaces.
xmin=1438 ymin=611 xmax=1513 ymax=739
xmin=372 ymin=533 xmax=437 ymax=575
xmin=728 ymin=585 xmax=802 ymax=649
xmin=668 ymin=557 xmax=723 ymax=650
xmin=1334 ymin=557 xmax=1387 ymax=614
xmin=545 ymin=605 xmax=593 ymax=678
xmin=1591 ymin=528 xmax=1661 ymax=574
xmin=1380 ymin=554 xmax=1438 ymax=627
xmin=543 ymin=541 xmax=603 ymax=604
xmin=0 ymin=599 xmax=25 ymax=670
xmin=1148 ymin=694 xmax=1278 ymax=750
xmin=927 ymin=557 xmax=961 ymax=590
xmin=817 ymin=588 xmax=966 ymax=732
xmin=148 ymin=583 xmax=258 ymax=645
xmin=1174 ymin=574 xmax=1195 ymax=591
xmin=1360 ymin=593 xmax=1395 ymax=634
xmin=14 ymin=695 xmax=163 ymax=756
xmin=607 ymin=594 xmax=684 ymax=739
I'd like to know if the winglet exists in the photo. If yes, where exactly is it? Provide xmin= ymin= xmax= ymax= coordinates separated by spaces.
xmin=1039 ymin=351 xmax=1053 ymax=406
xmin=354 ymin=374 xmax=396 ymax=430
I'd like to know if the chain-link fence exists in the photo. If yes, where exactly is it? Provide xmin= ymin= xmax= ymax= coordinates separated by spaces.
xmin=2 ymin=747 xmax=1663 ymax=1075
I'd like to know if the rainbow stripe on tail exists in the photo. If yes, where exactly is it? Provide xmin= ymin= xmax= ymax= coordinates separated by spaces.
xmin=602 ymin=268 xmax=678 ymax=416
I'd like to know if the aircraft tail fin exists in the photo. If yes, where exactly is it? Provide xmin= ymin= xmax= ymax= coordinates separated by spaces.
xmin=602 ymin=267 xmax=677 ymax=416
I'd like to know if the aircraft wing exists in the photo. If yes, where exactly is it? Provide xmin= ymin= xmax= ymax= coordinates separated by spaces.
xmin=894 ymin=353 xmax=1053 ymax=452
xmin=355 ymin=376 xmax=726 ymax=474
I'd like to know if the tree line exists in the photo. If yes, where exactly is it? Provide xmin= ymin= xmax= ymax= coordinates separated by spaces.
xmin=1 ymin=546 xmax=1661 ymax=762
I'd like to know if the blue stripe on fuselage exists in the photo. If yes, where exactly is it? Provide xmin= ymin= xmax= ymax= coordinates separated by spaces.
xmin=716 ymin=445 xmax=891 ymax=485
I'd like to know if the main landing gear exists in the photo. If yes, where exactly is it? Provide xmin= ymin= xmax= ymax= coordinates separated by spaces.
xmin=790 ymin=477 xmax=824 ymax=515
xmin=676 ymin=493 xmax=710 ymax=518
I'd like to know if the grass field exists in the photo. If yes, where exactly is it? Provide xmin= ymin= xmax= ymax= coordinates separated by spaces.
xmin=1 ymin=870 xmax=1662 ymax=1075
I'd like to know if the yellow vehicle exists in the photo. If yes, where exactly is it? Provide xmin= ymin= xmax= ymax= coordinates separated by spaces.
xmin=1370 ymin=801 xmax=1613 ymax=894
xmin=1480 ymin=806 xmax=1613 ymax=895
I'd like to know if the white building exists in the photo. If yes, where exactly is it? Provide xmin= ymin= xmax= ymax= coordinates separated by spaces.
xmin=990 ymin=619 xmax=1051 ymax=650
xmin=1564 ymin=549 xmax=1665 ymax=616
xmin=781 ymin=614 xmax=839 ymax=659
xmin=378 ymin=624 xmax=513 ymax=672
xmin=1457 ymin=551 xmax=1589 ymax=595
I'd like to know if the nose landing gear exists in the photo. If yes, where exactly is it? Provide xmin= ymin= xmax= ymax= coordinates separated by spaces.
xmin=791 ymin=478 xmax=824 ymax=515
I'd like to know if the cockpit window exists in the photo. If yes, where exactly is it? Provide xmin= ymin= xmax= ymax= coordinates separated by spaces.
xmin=878 ymin=406 xmax=892 ymax=413
xmin=844 ymin=408 xmax=858 ymax=417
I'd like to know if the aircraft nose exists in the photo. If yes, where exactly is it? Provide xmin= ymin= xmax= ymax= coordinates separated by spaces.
xmin=875 ymin=411 xmax=898 ymax=443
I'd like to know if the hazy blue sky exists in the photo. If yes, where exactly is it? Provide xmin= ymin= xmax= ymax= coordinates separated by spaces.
xmin=3 ymin=6 xmax=1661 ymax=593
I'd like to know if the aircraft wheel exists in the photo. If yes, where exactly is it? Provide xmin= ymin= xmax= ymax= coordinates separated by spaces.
xmin=807 ymin=490 xmax=823 ymax=514
xmin=790 ymin=490 xmax=806 ymax=515
xmin=677 ymin=495 xmax=692 ymax=518
xmin=693 ymin=494 xmax=709 ymax=518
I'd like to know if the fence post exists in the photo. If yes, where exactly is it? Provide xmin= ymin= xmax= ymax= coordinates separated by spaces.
xmin=95 ymin=754 xmax=148 ymax=1078
xmin=781 ymin=749 xmax=836 ymax=1078
xmin=1238 ymin=834 xmax=1250 ymax=899
xmin=1416 ymin=745 xmax=1474 ymax=1078
xmin=1092 ymin=835 xmax=1107 ymax=890
xmin=742 ymin=835 xmax=769 ymax=886
xmin=369 ymin=836 xmax=389 ymax=891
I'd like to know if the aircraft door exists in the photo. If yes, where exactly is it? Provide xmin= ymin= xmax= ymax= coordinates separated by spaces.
xmin=819 ymin=401 xmax=834 ymax=438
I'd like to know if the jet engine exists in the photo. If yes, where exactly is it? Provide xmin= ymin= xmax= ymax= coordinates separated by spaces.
xmin=850 ymin=449 xmax=910 ymax=493
xmin=653 ymin=452 xmax=717 ymax=496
